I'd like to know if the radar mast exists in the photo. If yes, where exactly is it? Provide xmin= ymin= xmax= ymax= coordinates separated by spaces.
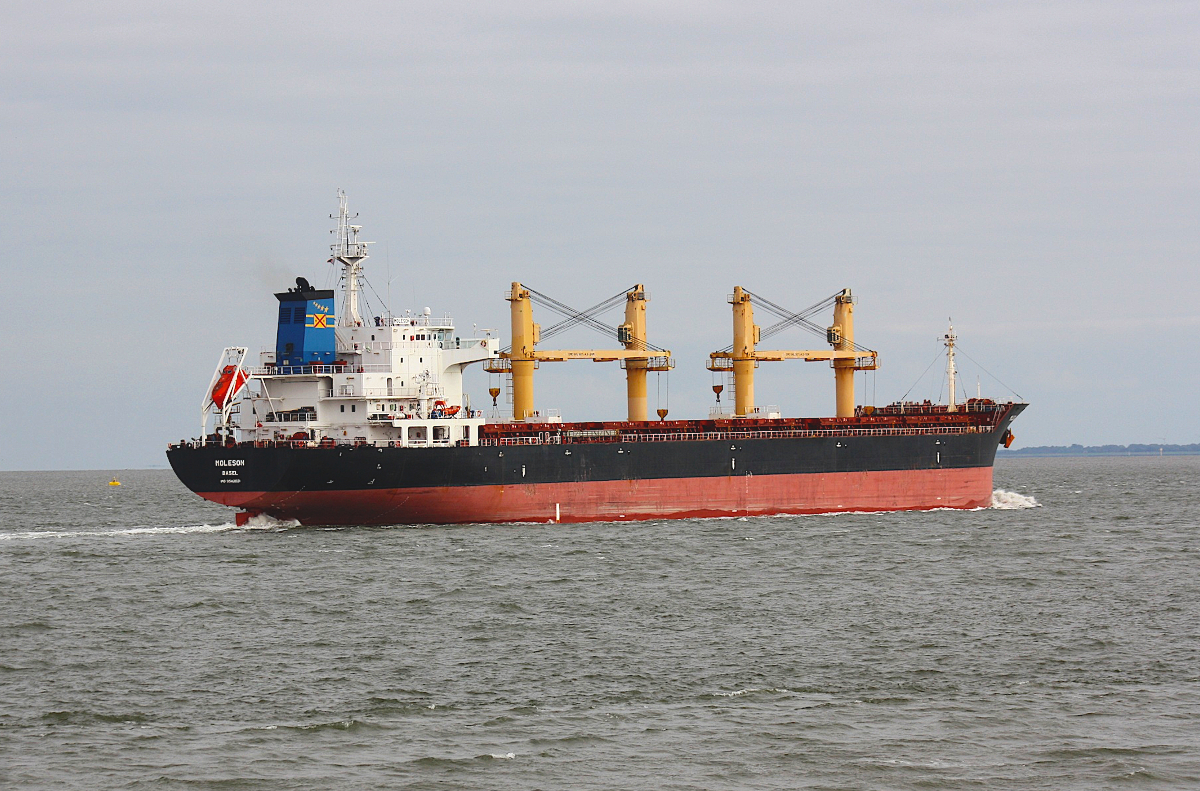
xmin=944 ymin=320 xmax=958 ymax=412
xmin=330 ymin=190 xmax=372 ymax=326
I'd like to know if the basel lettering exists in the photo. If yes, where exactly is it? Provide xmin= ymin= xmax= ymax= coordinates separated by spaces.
xmin=216 ymin=458 xmax=244 ymax=483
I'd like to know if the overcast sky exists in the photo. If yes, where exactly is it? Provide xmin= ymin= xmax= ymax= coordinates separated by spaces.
xmin=2 ymin=1 xmax=1197 ymax=470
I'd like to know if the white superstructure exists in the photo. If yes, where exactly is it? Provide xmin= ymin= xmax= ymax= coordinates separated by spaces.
xmin=201 ymin=193 xmax=500 ymax=448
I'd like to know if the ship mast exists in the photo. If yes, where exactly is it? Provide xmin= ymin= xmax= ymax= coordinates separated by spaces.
xmin=330 ymin=190 xmax=371 ymax=327
xmin=944 ymin=320 xmax=958 ymax=412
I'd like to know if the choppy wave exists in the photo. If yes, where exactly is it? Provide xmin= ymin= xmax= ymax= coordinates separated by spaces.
xmin=41 ymin=710 xmax=152 ymax=725
xmin=3 ymin=459 xmax=1197 ymax=789
xmin=991 ymin=489 xmax=1040 ymax=509
xmin=712 ymin=687 xmax=794 ymax=697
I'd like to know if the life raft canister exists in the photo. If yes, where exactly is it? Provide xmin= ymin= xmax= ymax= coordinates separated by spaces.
xmin=211 ymin=365 xmax=250 ymax=406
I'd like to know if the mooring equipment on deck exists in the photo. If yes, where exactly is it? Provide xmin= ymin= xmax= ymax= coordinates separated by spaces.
xmin=708 ymin=287 xmax=878 ymax=418
xmin=485 ymin=282 xmax=673 ymax=421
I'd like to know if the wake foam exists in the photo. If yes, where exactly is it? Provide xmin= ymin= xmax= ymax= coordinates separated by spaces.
xmin=0 ymin=515 xmax=299 ymax=541
xmin=240 ymin=513 xmax=301 ymax=529
xmin=991 ymin=489 xmax=1040 ymax=509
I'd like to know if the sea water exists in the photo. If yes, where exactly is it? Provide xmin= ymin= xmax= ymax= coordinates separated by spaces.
xmin=1 ymin=457 xmax=1197 ymax=789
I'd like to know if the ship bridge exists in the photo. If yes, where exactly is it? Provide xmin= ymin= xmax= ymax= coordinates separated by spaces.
xmin=198 ymin=192 xmax=501 ymax=449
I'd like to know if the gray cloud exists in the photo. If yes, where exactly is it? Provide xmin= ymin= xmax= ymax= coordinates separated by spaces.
xmin=2 ymin=1 xmax=1197 ymax=468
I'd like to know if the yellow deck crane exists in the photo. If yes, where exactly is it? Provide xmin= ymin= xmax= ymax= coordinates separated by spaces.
xmin=485 ymin=282 xmax=673 ymax=421
xmin=708 ymin=286 xmax=878 ymax=418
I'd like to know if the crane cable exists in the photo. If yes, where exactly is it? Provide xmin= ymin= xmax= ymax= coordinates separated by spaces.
xmin=532 ymin=287 xmax=631 ymax=344
xmin=498 ymin=285 xmax=669 ymax=354
xmin=956 ymin=345 xmax=1025 ymax=401
xmin=714 ymin=289 xmax=876 ymax=357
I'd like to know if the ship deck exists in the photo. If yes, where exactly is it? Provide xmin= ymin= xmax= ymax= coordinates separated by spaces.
xmin=170 ymin=401 xmax=1017 ymax=452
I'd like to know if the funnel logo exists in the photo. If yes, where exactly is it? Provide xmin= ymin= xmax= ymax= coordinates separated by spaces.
xmin=308 ymin=314 xmax=329 ymax=329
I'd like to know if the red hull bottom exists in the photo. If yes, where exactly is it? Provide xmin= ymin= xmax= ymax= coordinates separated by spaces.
xmin=206 ymin=467 xmax=995 ymax=525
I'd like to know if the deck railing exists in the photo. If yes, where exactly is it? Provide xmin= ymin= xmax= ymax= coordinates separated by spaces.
xmin=249 ymin=364 xmax=395 ymax=376
xmin=172 ymin=413 xmax=1008 ymax=451
xmin=477 ymin=423 xmax=996 ymax=447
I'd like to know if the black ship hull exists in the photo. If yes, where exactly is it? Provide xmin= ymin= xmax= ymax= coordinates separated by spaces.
xmin=167 ymin=405 xmax=1023 ymax=525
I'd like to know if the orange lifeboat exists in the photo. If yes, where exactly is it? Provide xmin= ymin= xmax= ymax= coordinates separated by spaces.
xmin=430 ymin=399 xmax=461 ymax=418
xmin=211 ymin=365 xmax=250 ymax=407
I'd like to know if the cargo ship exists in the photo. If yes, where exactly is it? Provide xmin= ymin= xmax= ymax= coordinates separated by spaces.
xmin=167 ymin=193 xmax=1024 ymax=525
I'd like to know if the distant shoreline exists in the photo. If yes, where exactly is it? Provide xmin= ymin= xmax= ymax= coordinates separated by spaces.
xmin=1000 ymin=444 xmax=1200 ymax=457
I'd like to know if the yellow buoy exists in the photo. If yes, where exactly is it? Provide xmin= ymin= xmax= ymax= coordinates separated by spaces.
xmin=109 ymin=478 xmax=121 ymax=487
